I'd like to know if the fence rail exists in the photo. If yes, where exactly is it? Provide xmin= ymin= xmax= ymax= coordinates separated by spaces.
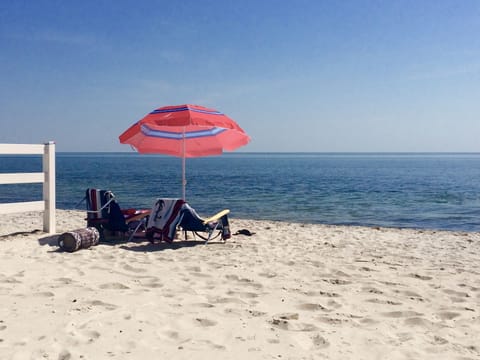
xmin=0 ymin=142 xmax=56 ymax=233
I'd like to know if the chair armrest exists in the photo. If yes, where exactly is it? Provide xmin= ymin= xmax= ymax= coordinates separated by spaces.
xmin=125 ymin=210 xmax=151 ymax=224
xmin=202 ymin=209 xmax=230 ymax=224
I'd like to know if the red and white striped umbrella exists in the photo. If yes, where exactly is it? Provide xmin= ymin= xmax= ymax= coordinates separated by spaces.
xmin=119 ymin=104 xmax=250 ymax=199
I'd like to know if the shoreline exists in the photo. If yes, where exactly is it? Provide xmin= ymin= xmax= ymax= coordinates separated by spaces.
xmin=3 ymin=209 xmax=480 ymax=238
xmin=1 ymin=210 xmax=479 ymax=359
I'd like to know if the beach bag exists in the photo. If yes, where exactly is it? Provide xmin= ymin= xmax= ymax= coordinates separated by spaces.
xmin=58 ymin=227 xmax=100 ymax=252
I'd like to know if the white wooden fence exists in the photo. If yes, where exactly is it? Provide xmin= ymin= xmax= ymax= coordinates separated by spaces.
xmin=0 ymin=142 xmax=56 ymax=233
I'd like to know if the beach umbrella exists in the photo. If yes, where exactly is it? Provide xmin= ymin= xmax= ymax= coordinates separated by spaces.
xmin=119 ymin=104 xmax=250 ymax=200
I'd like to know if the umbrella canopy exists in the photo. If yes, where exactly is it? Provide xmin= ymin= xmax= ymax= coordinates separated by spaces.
xmin=119 ymin=104 xmax=250 ymax=199
xmin=119 ymin=104 xmax=250 ymax=157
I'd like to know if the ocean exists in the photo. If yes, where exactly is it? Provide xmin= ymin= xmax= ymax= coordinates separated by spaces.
xmin=1 ymin=152 xmax=480 ymax=232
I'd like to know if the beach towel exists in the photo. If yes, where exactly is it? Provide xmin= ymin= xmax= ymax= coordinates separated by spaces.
xmin=86 ymin=189 xmax=115 ymax=220
xmin=146 ymin=199 xmax=185 ymax=243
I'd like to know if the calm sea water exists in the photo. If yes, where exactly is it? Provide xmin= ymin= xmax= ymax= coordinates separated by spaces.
xmin=1 ymin=153 xmax=480 ymax=232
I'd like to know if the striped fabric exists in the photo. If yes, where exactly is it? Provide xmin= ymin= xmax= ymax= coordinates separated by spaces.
xmin=146 ymin=198 xmax=185 ymax=243
xmin=86 ymin=189 xmax=114 ymax=220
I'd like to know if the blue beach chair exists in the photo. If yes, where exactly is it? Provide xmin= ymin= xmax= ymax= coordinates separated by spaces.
xmin=146 ymin=198 xmax=231 ymax=244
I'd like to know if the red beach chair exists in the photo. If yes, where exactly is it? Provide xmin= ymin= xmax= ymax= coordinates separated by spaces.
xmin=85 ymin=188 xmax=150 ymax=241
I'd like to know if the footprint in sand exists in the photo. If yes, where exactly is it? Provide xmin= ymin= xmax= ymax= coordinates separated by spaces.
xmin=208 ymin=296 xmax=246 ymax=305
xmin=85 ymin=300 xmax=118 ymax=310
xmin=163 ymin=330 xmax=180 ymax=340
xmin=186 ymin=266 xmax=202 ymax=272
xmin=75 ymin=269 xmax=86 ymax=277
xmin=436 ymin=311 xmax=461 ymax=320
xmin=318 ymin=290 xmax=340 ymax=298
xmin=333 ymin=270 xmax=351 ymax=278
xmin=443 ymin=289 xmax=470 ymax=298
xmin=247 ymin=309 xmax=267 ymax=317
xmin=359 ymin=317 xmax=380 ymax=325
xmin=123 ymin=264 xmax=147 ymax=273
xmin=141 ymin=281 xmax=164 ymax=288
xmin=381 ymin=311 xmax=423 ymax=318
xmin=312 ymin=334 xmax=330 ymax=348
xmin=191 ymin=302 xmax=215 ymax=308
xmin=433 ymin=335 xmax=449 ymax=345
xmin=270 ymin=313 xmax=318 ymax=332
xmin=362 ymin=286 xmax=384 ymax=295
xmin=327 ymin=300 xmax=342 ymax=309
xmin=358 ymin=266 xmax=376 ymax=272
xmin=410 ymin=273 xmax=433 ymax=281
xmin=400 ymin=290 xmax=424 ymax=301
xmin=276 ymin=313 xmax=299 ymax=320
xmin=270 ymin=319 xmax=317 ymax=332
xmin=366 ymin=298 xmax=402 ymax=306
xmin=58 ymin=349 xmax=72 ymax=360
xmin=316 ymin=316 xmax=349 ymax=326
xmin=190 ymin=272 xmax=212 ymax=278
xmin=67 ymin=329 xmax=101 ymax=345
xmin=0 ymin=276 xmax=21 ymax=284
xmin=258 ymin=271 xmax=277 ymax=278
xmin=33 ymin=291 xmax=55 ymax=297
xmin=225 ymin=274 xmax=263 ymax=289
xmin=195 ymin=318 xmax=217 ymax=327
xmin=297 ymin=303 xmax=330 ymax=311
xmin=449 ymin=296 xmax=469 ymax=303
xmin=267 ymin=338 xmax=280 ymax=344
xmin=82 ymin=330 xmax=101 ymax=343
xmin=99 ymin=282 xmax=130 ymax=290
xmin=55 ymin=277 xmax=76 ymax=285
xmin=226 ymin=290 xmax=258 ymax=299
xmin=404 ymin=317 xmax=434 ymax=327
xmin=323 ymin=279 xmax=352 ymax=285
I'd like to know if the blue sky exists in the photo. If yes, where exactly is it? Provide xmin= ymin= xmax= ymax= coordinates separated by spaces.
xmin=1 ymin=0 xmax=479 ymax=152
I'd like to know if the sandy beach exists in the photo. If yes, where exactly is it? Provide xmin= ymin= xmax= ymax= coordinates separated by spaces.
xmin=0 ymin=210 xmax=479 ymax=359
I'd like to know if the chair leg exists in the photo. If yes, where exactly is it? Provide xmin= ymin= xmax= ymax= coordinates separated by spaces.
xmin=127 ymin=218 xmax=147 ymax=242
xmin=204 ymin=222 xmax=220 ymax=245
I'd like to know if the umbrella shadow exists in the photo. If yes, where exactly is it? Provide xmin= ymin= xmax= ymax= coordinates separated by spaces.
xmin=120 ymin=239 xmax=224 ymax=252
xmin=30 ymin=233 xmax=225 ymax=253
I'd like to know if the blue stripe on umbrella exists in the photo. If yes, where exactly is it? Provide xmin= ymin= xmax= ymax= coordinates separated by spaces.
xmin=150 ymin=106 xmax=223 ymax=116
xmin=141 ymin=124 xmax=227 ymax=139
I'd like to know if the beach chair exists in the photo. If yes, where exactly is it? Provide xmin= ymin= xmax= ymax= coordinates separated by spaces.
xmin=85 ymin=188 xmax=150 ymax=242
xmin=146 ymin=198 xmax=231 ymax=244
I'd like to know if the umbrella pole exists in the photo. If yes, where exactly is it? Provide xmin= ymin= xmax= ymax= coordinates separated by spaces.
xmin=182 ymin=155 xmax=186 ymax=200
xmin=182 ymin=129 xmax=186 ymax=200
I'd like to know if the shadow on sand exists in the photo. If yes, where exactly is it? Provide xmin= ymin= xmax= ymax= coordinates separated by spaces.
xmin=34 ymin=232 xmax=224 ymax=253
xmin=38 ymin=234 xmax=60 ymax=246
xmin=119 ymin=239 xmax=225 ymax=252
xmin=0 ymin=229 xmax=44 ymax=240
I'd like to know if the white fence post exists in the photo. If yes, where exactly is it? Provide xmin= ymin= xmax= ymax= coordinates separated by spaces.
xmin=43 ymin=141 xmax=56 ymax=233
xmin=0 ymin=142 xmax=56 ymax=233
